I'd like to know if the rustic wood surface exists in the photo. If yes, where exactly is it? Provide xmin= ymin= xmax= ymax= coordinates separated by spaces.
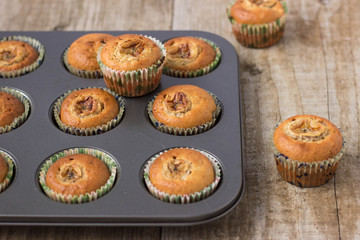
xmin=0 ymin=0 xmax=359 ymax=239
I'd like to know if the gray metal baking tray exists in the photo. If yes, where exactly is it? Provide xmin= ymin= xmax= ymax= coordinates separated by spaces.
xmin=0 ymin=31 xmax=244 ymax=226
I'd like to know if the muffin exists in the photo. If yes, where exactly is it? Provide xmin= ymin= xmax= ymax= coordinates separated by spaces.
xmin=227 ymin=0 xmax=287 ymax=48
xmin=64 ymin=33 xmax=113 ymax=78
xmin=0 ymin=150 xmax=15 ymax=193
xmin=163 ymin=37 xmax=221 ymax=78
xmin=0 ymin=91 xmax=25 ymax=127
xmin=97 ymin=34 xmax=166 ymax=97
xmin=39 ymin=147 xmax=117 ymax=203
xmin=54 ymin=87 xmax=125 ymax=136
xmin=0 ymin=155 xmax=8 ymax=183
xmin=0 ymin=87 xmax=30 ymax=134
xmin=273 ymin=115 xmax=345 ymax=187
xmin=0 ymin=36 xmax=45 ymax=78
xmin=46 ymin=154 xmax=110 ymax=196
xmin=148 ymin=84 xmax=221 ymax=135
xmin=144 ymin=148 xmax=221 ymax=203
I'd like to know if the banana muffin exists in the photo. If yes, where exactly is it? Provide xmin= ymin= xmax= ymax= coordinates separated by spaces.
xmin=0 ymin=40 xmax=39 ymax=72
xmin=163 ymin=36 xmax=220 ymax=78
xmin=273 ymin=115 xmax=345 ymax=187
xmin=45 ymin=154 xmax=110 ymax=197
xmin=0 ymin=91 xmax=25 ymax=128
xmin=64 ymin=33 xmax=113 ymax=78
xmin=149 ymin=84 xmax=221 ymax=135
xmin=0 ymin=155 xmax=8 ymax=183
xmin=60 ymin=88 xmax=119 ymax=129
xmin=228 ymin=0 xmax=287 ymax=48
xmin=149 ymin=148 xmax=215 ymax=195
xmin=98 ymin=34 xmax=165 ymax=97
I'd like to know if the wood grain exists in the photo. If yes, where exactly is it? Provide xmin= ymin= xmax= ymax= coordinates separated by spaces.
xmin=0 ymin=0 xmax=359 ymax=239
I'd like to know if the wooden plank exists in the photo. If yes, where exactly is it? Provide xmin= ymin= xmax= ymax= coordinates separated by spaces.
xmin=318 ymin=0 xmax=360 ymax=239
xmin=0 ymin=0 xmax=173 ymax=31
xmin=0 ymin=226 xmax=161 ymax=240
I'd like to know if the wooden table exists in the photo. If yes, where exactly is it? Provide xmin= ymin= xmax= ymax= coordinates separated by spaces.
xmin=0 ymin=0 xmax=358 ymax=239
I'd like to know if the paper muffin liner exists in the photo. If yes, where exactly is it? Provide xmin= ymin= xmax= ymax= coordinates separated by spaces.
xmin=144 ymin=147 xmax=221 ymax=204
xmin=97 ymin=35 xmax=166 ymax=97
xmin=0 ymin=35 xmax=45 ymax=78
xmin=147 ymin=91 xmax=222 ymax=136
xmin=0 ymin=87 xmax=31 ymax=134
xmin=39 ymin=147 xmax=118 ymax=204
xmin=53 ymin=87 xmax=125 ymax=136
xmin=63 ymin=47 xmax=103 ymax=79
xmin=273 ymin=125 xmax=346 ymax=187
xmin=162 ymin=37 xmax=221 ymax=78
xmin=227 ymin=1 xmax=287 ymax=48
xmin=0 ymin=150 xmax=15 ymax=193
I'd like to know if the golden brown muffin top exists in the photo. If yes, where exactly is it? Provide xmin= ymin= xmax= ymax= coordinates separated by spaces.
xmin=100 ymin=34 xmax=161 ymax=72
xmin=164 ymin=37 xmax=216 ymax=71
xmin=0 ymin=40 xmax=39 ymax=72
xmin=67 ymin=33 xmax=113 ymax=71
xmin=0 ymin=92 xmax=25 ymax=128
xmin=45 ymin=154 xmax=110 ymax=197
xmin=230 ymin=0 xmax=285 ymax=24
xmin=0 ymin=155 xmax=8 ymax=183
xmin=60 ymin=88 xmax=119 ymax=129
xmin=149 ymin=148 xmax=215 ymax=195
xmin=273 ymin=115 xmax=343 ymax=162
xmin=152 ymin=85 xmax=216 ymax=129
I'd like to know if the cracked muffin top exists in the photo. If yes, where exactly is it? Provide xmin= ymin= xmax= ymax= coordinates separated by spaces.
xmin=67 ymin=33 xmax=113 ymax=71
xmin=273 ymin=115 xmax=343 ymax=162
xmin=149 ymin=148 xmax=215 ymax=195
xmin=45 ymin=154 xmax=110 ymax=197
xmin=164 ymin=37 xmax=216 ymax=71
xmin=0 ymin=40 xmax=39 ymax=72
xmin=230 ymin=0 xmax=285 ymax=24
xmin=100 ymin=34 xmax=162 ymax=72
xmin=60 ymin=88 xmax=119 ymax=129
xmin=0 ymin=91 xmax=25 ymax=128
xmin=152 ymin=85 xmax=217 ymax=129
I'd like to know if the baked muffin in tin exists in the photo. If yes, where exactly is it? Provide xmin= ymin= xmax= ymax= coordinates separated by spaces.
xmin=0 ymin=36 xmax=45 ymax=78
xmin=144 ymin=147 xmax=221 ymax=204
xmin=148 ymin=84 xmax=222 ymax=135
xmin=163 ymin=36 xmax=221 ymax=78
xmin=0 ymin=150 xmax=15 ymax=194
xmin=98 ymin=34 xmax=166 ymax=97
xmin=39 ymin=147 xmax=117 ymax=204
xmin=63 ymin=33 xmax=113 ymax=78
xmin=0 ymin=87 xmax=30 ymax=134
xmin=53 ymin=87 xmax=125 ymax=136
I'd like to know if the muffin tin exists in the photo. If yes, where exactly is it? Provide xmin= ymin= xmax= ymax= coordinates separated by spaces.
xmin=0 ymin=31 xmax=243 ymax=226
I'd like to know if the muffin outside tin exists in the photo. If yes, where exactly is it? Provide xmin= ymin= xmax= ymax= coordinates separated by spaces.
xmin=0 ymin=31 xmax=243 ymax=226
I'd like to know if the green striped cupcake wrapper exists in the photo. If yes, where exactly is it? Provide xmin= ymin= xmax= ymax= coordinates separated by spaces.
xmin=0 ymin=87 xmax=31 ymax=134
xmin=144 ymin=147 xmax=222 ymax=204
xmin=63 ymin=47 xmax=103 ymax=79
xmin=0 ymin=150 xmax=15 ymax=193
xmin=53 ymin=87 xmax=125 ymax=136
xmin=97 ymin=35 xmax=166 ymax=97
xmin=272 ymin=124 xmax=346 ymax=187
xmin=0 ymin=35 xmax=45 ymax=78
xmin=162 ymin=37 xmax=221 ymax=78
xmin=227 ymin=1 xmax=287 ymax=48
xmin=39 ymin=147 xmax=118 ymax=204
xmin=147 ymin=91 xmax=222 ymax=136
